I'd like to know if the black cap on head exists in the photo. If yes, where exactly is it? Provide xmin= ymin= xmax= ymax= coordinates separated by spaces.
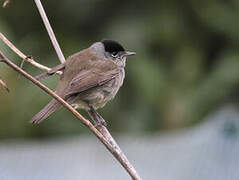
xmin=101 ymin=39 xmax=125 ymax=53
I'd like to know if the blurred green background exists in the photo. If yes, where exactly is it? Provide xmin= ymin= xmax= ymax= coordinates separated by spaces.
xmin=1 ymin=0 xmax=239 ymax=139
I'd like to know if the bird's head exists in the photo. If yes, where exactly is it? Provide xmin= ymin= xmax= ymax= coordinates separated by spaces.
xmin=90 ymin=39 xmax=136 ymax=67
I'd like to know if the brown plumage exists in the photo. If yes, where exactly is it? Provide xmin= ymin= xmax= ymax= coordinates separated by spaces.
xmin=31 ymin=40 xmax=135 ymax=124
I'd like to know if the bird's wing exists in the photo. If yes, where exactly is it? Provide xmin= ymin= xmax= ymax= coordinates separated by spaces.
xmin=62 ymin=60 xmax=119 ymax=98
xmin=35 ymin=63 xmax=66 ymax=80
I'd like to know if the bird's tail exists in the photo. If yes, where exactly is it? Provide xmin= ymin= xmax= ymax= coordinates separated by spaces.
xmin=30 ymin=99 xmax=62 ymax=124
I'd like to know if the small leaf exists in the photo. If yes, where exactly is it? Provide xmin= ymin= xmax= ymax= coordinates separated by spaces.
xmin=0 ymin=77 xmax=10 ymax=92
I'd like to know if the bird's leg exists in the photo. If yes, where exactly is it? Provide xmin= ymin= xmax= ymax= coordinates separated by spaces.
xmin=87 ymin=106 xmax=107 ymax=127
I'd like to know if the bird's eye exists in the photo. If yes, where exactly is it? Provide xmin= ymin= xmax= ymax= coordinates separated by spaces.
xmin=111 ymin=52 xmax=118 ymax=58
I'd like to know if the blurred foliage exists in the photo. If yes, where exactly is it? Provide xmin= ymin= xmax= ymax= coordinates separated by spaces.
xmin=1 ymin=0 xmax=239 ymax=139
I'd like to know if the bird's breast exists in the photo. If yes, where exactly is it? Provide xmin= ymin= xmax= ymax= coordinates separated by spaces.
xmin=94 ymin=68 xmax=125 ymax=109
xmin=70 ymin=68 xmax=125 ymax=110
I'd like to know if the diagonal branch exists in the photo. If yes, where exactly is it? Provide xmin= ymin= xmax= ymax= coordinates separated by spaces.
xmin=34 ymin=0 xmax=65 ymax=64
xmin=0 ymin=51 xmax=142 ymax=180
xmin=0 ymin=76 xmax=10 ymax=92
xmin=0 ymin=32 xmax=62 ymax=75
xmin=2 ymin=0 xmax=10 ymax=8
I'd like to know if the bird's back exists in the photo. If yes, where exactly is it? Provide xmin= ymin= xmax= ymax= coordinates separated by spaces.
xmin=55 ymin=48 xmax=118 ymax=99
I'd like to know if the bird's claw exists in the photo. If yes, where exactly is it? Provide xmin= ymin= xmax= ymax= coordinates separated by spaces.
xmin=94 ymin=119 xmax=107 ymax=127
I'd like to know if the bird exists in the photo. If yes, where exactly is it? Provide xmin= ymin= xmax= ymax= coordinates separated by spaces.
xmin=31 ymin=39 xmax=136 ymax=126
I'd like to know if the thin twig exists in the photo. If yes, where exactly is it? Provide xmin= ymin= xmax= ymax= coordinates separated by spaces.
xmin=0 ymin=51 xmax=142 ymax=180
xmin=0 ymin=76 xmax=10 ymax=92
xmin=92 ymin=120 xmax=141 ymax=179
xmin=0 ymin=32 xmax=62 ymax=75
xmin=0 ymin=33 xmax=26 ymax=59
xmin=2 ymin=0 xmax=10 ymax=8
xmin=34 ymin=0 xmax=65 ymax=63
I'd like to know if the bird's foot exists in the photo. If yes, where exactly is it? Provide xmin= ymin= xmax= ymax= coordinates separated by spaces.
xmin=88 ymin=106 xmax=107 ymax=127
xmin=94 ymin=117 xmax=107 ymax=127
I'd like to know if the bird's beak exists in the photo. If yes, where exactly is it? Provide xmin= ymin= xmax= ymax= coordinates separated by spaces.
xmin=125 ymin=51 xmax=136 ymax=56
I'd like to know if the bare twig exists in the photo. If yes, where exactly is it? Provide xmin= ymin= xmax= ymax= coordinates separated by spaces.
xmin=2 ymin=0 xmax=10 ymax=8
xmin=0 ymin=76 xmax=10 ymax=92
xmin=0 ymin=32 xmax=27 ymax=60
xmin=34 ymin=0 xmax=65 ymax=63
xmin=0 ymin=32 xmax=62 ymax=75
xmin=0 ymin=51 xmax=142 ymax=180
xmin=91 ymin=119 xmax=141 ymax=179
